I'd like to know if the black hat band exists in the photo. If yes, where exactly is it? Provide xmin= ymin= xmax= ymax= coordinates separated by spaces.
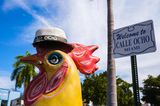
xmin=33 ymin=35 xmax=67 ymax=44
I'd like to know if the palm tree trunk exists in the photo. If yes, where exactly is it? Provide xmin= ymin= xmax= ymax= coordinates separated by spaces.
xmin=24 ymin=82 xmax=28 ymax=92
xmin=107 ymin=0 xmax=117 ymax=106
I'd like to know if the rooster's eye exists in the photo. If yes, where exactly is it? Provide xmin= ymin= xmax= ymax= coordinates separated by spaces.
xmin=48 ymin=52 xmax=62 ymax=65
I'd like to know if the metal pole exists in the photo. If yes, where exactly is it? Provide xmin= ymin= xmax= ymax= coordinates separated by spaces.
xmin=7 ymin=90 xmax=11 ymax=106
xmin=130 ymin=55 xmax=140 ymax=106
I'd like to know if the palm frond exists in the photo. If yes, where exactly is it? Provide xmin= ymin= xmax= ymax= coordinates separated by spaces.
xmin=11 ymin=66 xmax=25 ymax=81
xmin=13 ymin=61 xmax=24 ymax=68
xmin=26 ymin=51 xmax=31 ymax=56
xmin=11 ymin=51 xmax=38 ymax=90
xmin=15 ymin=72 xmax=25 ymax=88
xmin=15 ymin=55 xmax=24 ymax=59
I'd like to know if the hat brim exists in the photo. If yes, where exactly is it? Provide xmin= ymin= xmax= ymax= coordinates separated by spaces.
xmin=33 ymin=41 xmax=73 ymax=53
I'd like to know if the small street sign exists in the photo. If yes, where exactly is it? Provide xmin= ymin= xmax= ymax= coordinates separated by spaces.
xmin=113 ymin=20 xmax=156 ymax=58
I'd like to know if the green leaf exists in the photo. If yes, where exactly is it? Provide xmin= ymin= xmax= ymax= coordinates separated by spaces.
xmin=11 ymin=51 xmax=37 ymax=90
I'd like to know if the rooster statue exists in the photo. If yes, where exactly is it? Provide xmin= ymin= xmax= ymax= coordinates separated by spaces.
xmin=20 ymin=28 xmax=100 ymax=106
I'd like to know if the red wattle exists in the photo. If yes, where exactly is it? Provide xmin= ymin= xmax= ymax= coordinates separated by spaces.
xmin=24 ymin=63 xmax=68 ymax=106
xmin=24 ymin=72 xmax=48 ymax=106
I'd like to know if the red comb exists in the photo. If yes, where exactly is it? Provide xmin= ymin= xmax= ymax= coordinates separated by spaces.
xmin=69 ymin=43 xmax=100 ymax=75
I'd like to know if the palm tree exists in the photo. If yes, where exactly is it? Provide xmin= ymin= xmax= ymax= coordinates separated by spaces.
xmin=11 ymin=51 xmax=37 ymax=91
xmin=107 ymin=0 xmax=117 ymax=106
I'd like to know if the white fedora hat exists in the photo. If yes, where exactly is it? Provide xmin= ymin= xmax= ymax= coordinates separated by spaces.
xmin=33 ymin=27 xmax=73 ymax=49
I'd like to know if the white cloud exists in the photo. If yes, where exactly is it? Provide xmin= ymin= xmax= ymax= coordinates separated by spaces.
xmin=3 ymin=0 xmax=51 ymax=27
xmin=2 ymin=0 xmax=108 ymax=70
xmin=62 ymin=0 xmax=107 ymax=70
xmin=0 ymin=76 xmax=15 ymax=89
xmin=19 ymin=21 xmax=47 ymax=43
xmin=0 ymin=69 xmax=15 ymax=89
xmin=2 ymin=0 xmax=160 ymax=87
xmin=114 ymin=0 xmax=160 ymax=86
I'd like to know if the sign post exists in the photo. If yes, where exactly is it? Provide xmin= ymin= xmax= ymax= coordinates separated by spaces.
xmin=131 ymin=55 xmax=140 ymax=106
xmin=112 ymin=20 xmax=156 ymax=106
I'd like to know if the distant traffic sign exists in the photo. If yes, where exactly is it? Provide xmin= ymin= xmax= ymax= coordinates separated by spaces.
xmin=113 ymin=20 xmax=156 ymax=58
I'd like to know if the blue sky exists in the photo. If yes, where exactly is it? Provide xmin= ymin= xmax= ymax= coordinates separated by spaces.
xmin=0 ymin=2 xmax=34 ymax=89
xmin=0 ymin=0 xmax=107 ymax=89
xmin=0 ymin=0 xmax=160 ymax=92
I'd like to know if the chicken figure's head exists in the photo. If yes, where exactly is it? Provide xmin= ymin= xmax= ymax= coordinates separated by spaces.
xmin=20 ymin=28 xmax=100 ymax=106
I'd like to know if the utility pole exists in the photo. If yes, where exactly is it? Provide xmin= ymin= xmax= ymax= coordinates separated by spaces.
xmin=107 ymin=0 xmax=117 ymax=106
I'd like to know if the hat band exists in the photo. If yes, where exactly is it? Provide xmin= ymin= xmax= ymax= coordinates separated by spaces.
xmin=33 ymin=35 xmax=67 ymax=43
